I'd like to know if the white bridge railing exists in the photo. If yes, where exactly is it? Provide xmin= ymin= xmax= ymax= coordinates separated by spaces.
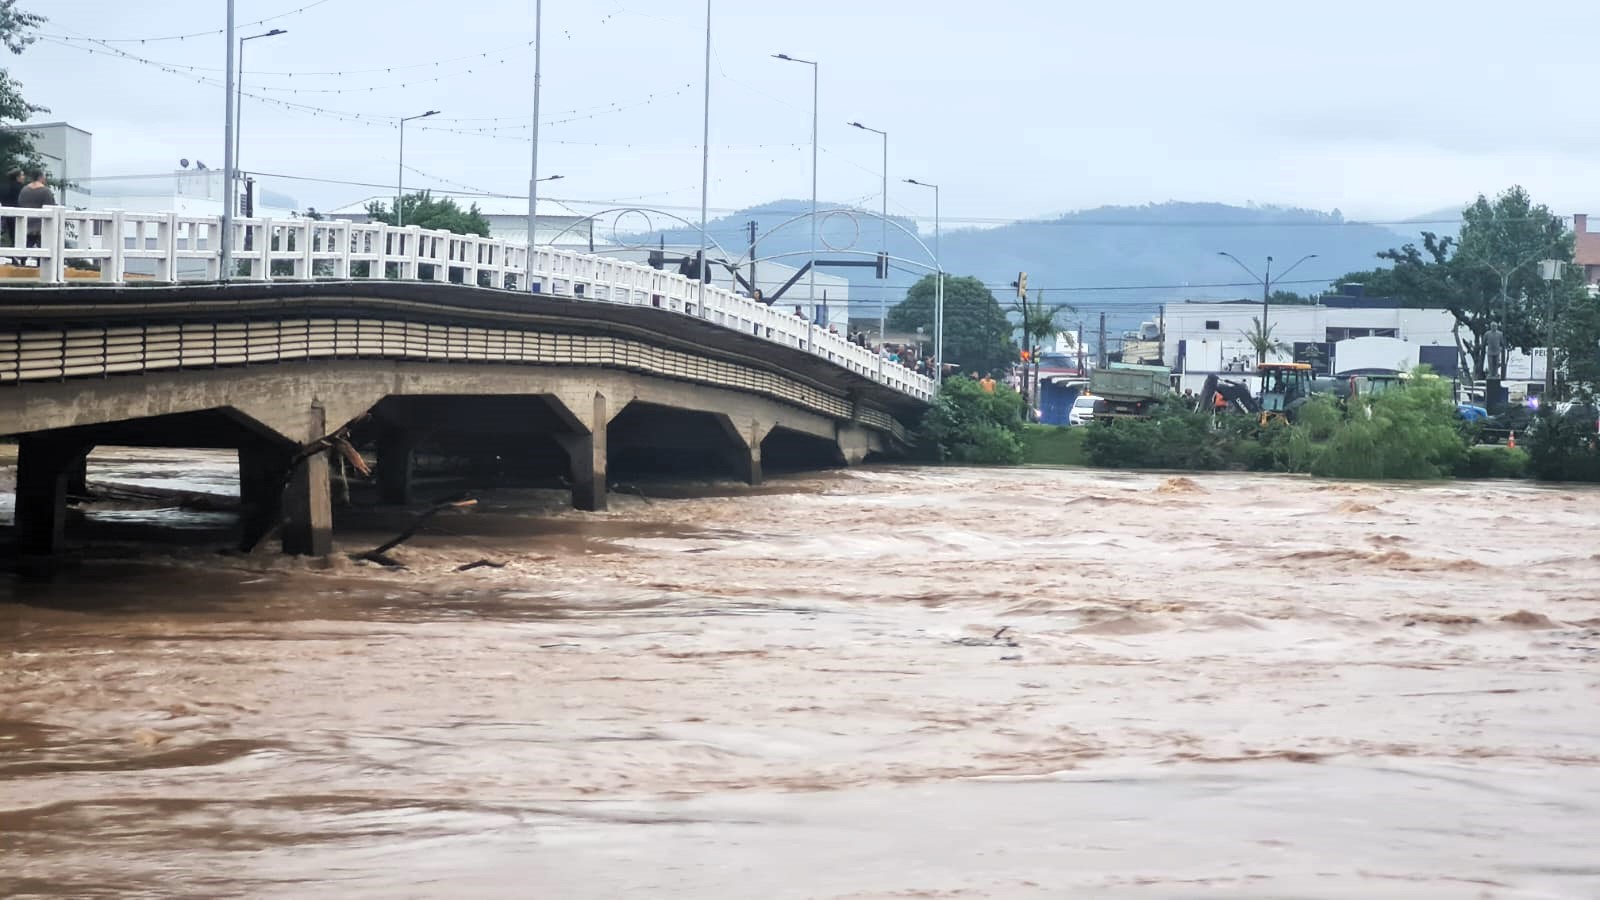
xmin=0 ymin=207 xmax=935 ymax=401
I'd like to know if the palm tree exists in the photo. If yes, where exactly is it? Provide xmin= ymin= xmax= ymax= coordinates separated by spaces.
xmin=1008 ymin=291 xmax=1076 ymax=418
xmin=1243 ymin=316 xmax=1289 ymax=364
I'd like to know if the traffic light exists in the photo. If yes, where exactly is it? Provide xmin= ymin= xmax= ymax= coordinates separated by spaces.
xmin=875 ymin=251 xmax=888 ymax=279
xmin=1020 ymin=349 xmax=1031 ymax=363
xmin=1016 ymin=271 xmax=1028 ymax=298
xmin=647 ymin=250 xmax=665 ymax=270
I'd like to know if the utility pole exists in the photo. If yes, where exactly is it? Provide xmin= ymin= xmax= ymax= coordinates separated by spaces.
xmin=1077 ymin=319 xmax=1085 ymax=372
xmin=1098 ymin=313 xmax=1107 ymax=369
xmin=1158 ymin=305 xmax=1166 ymax=367
xmin=747 ymin=220 xmax=758 ymax=300
xmin=221 ymin=0 xmax=237 ymax=281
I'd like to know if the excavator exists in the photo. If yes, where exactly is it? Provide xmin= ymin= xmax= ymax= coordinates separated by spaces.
xmin=1197 ymin=362 xmax=1318 ymax=423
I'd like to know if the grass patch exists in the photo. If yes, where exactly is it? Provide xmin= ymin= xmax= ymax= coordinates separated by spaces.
xmin=1021 ymin=424 xmax=1088 ymax=466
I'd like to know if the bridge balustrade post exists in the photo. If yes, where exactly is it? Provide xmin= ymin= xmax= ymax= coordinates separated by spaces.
xmin=41 ymin=207 xmax=65 ymax=285
xmin=105 ymin=210 xmax=126 ymax=283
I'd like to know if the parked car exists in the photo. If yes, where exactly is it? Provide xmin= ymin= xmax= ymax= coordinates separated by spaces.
xmin=1068 ymin=394 xmax=1101 ymax=426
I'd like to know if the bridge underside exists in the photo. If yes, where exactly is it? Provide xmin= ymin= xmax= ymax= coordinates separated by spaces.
xmin=1 ymin=363 xmax=895 ymax=558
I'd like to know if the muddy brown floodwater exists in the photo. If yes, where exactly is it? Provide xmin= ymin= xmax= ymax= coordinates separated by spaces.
xmin=3 ymin=455 xmax=1600 ymax=898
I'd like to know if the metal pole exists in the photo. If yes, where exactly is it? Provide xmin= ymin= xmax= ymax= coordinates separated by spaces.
xmin=221 ymin=0 xmax=236 ymax=281
xmin=1261 ymin=255 xmax=1273 ymax=362
xmin=698 ymin=0 xmax=711 ymax=298
xmin=879 ymin=129 xmax=888 ymax=342
xmin=934 ymin=182 xmax=943 ymax=381
xmin=235 ymin=36 xmax=245 ymax=214
xmin=809 ymin=63 xmax=818 ymax=325
xmin=397 ymin=117 xmax=405 ymax=228
xmin=527 ymin=0 xmax=542 ymax=266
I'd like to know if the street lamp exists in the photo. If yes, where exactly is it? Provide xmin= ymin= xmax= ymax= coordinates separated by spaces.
xmin=774 ymin=53 xmax=819 ymax=324
xmin=1217 ymin=251 xmax=1318 ymax=363
xmin=396 ymin=110 xmax=440 ymax=227
xmin=235 ymin=27 xmax=287 ymax=214
xmin=905 ymin=178 xmax=942 ymax=381
xmin=528 ymin=0 xmax=543 ymax=267
xmin=849 ymin=120 xmax=888 ymax=341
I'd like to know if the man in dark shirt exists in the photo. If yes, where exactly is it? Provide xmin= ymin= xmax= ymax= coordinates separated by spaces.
xmin=0 ymin=168 xmax=22 ymax=256
xmin=17 ymin=168 xmax=55 ymax=250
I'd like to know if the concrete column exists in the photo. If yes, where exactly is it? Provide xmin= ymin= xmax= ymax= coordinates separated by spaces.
xmin=14 ymin=434 xmax=90 ymax=556
xmin=722 ymin=419 xmax=772 ymax=486
xmin=554 ymin=392 xmax=610 ymax=512
xmin=281 ymin=404 xmax=334 ymax=557
xmin=66 ymin=454 xmax=90 ymax=498
xmin=376 ymin=429 xmax=417 ymax=505
xmin=282 ymin=450 xmax=333 ymax=556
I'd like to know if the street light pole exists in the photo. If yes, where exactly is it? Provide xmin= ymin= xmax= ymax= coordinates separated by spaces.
xmin=849 ymin=120 xmax=888 ymax=341
xmin=1217 ymin=251 xmax=1318 ymax=363
xmin=221 ymin=0 xmax=236 ymax=280
xmin=774 ymin=54 xmax=819 ymax=323
xmin=698 ymin=0 xmax=712 ymax=300
xmin=527 ymin=0 xmax=542 ymax=265
xmin=397 ymin=110 xmax=440 ymax=228
xmin=235 ymin=27 xmax=286 ymax=215
xmin=906 ymin=178 xmax=942 ymax=381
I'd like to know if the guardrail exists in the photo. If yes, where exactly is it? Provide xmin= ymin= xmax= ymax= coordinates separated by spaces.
xmin=0 ymin=207 xmax=936 ymax=401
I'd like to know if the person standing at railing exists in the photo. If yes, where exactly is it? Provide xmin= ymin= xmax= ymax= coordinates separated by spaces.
xmin=0 ymin=168 xmax=22 ymax=259
xmin=17 ymin=169 xmax=55 ymax=259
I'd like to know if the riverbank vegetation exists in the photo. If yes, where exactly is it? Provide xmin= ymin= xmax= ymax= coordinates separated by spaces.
xmin=919 ymin=375 xmax=1585 ymax=481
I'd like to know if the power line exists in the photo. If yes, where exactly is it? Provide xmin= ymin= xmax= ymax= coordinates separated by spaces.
xmin=41 ymin=0 xmax=338 ymax=44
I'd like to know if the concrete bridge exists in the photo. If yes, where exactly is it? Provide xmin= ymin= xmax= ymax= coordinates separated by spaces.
xmin=0 ymin=210 xmax=934 ymax=557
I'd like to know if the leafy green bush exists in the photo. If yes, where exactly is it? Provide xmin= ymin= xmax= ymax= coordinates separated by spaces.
xmin=1083 ymin=406 xmax=1232 ymax=470
xmin=1454 ymin=445 xmax=1529 ymax=479
xmin=1526 ymin=411 xmax=1600 ymax=481
xmin=1307 ymin=376 xmax=1465 ymax=479
xmin=919 ymin=376 xmax=1025 ymax=464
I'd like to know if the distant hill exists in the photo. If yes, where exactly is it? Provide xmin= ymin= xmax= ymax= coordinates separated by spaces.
xmin=642 ymin=200 xmax=1409 ymax=334
xmin=1388 ymin=206 xmax=1463 ymax=243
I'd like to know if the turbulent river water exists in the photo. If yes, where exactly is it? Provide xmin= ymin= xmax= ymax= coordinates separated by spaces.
xmin=2 ymin=452 xmax=1599 ymax=898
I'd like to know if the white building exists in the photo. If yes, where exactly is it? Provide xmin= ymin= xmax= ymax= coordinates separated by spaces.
xmin=86 ymin=170 xmax=299 ymax=221
xmin=1160 ymin=294 xmax=1543 ymax=394
xmin=1 ymin=121 xmax=93 ymax=207
xmin=324 ymin=195 xmax=594 ymax=247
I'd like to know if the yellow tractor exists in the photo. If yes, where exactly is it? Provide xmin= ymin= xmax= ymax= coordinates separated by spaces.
xmin=1257 ymin=362 xmax=1314 ymax=424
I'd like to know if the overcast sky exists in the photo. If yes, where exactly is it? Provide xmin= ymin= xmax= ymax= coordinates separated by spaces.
xmin=17 ymin=0 xmax=1600 ymax=225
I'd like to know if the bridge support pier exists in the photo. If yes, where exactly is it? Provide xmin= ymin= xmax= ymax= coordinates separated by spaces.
xmin=376 ymin=429 xmax=417 ymax=505
xmin=282 ymin=450 xmax=333 ymax=556
xmin=723 ymin=420 xmax=773 ymax=486
xmin=553 ymin=392 xmax=612 ymax=512
xmin=14 ymin=434 xmax=92 ymax=556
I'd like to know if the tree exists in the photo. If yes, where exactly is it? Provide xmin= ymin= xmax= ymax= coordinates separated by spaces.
xmin=1242 ymin=316 xmax=1289 ymax=364
xmin=1339 ymin=186 xmax=1578 ymax=380
xmin=0 ymin=2 xmax=45 ymax=174
xmin=365 ymin=191 xmax=491 ymax=237
xmin=888 ymin=274 xmax=1014 ymax=376
xmin=918 ymin=374 xmax=1025 ymax=464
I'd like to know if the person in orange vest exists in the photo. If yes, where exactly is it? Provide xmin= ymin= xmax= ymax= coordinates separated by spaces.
xmin=1213 ymin=391 xmax=1228 ymax=412
xmin=979 ymin=372 xmax=997 ymax=393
